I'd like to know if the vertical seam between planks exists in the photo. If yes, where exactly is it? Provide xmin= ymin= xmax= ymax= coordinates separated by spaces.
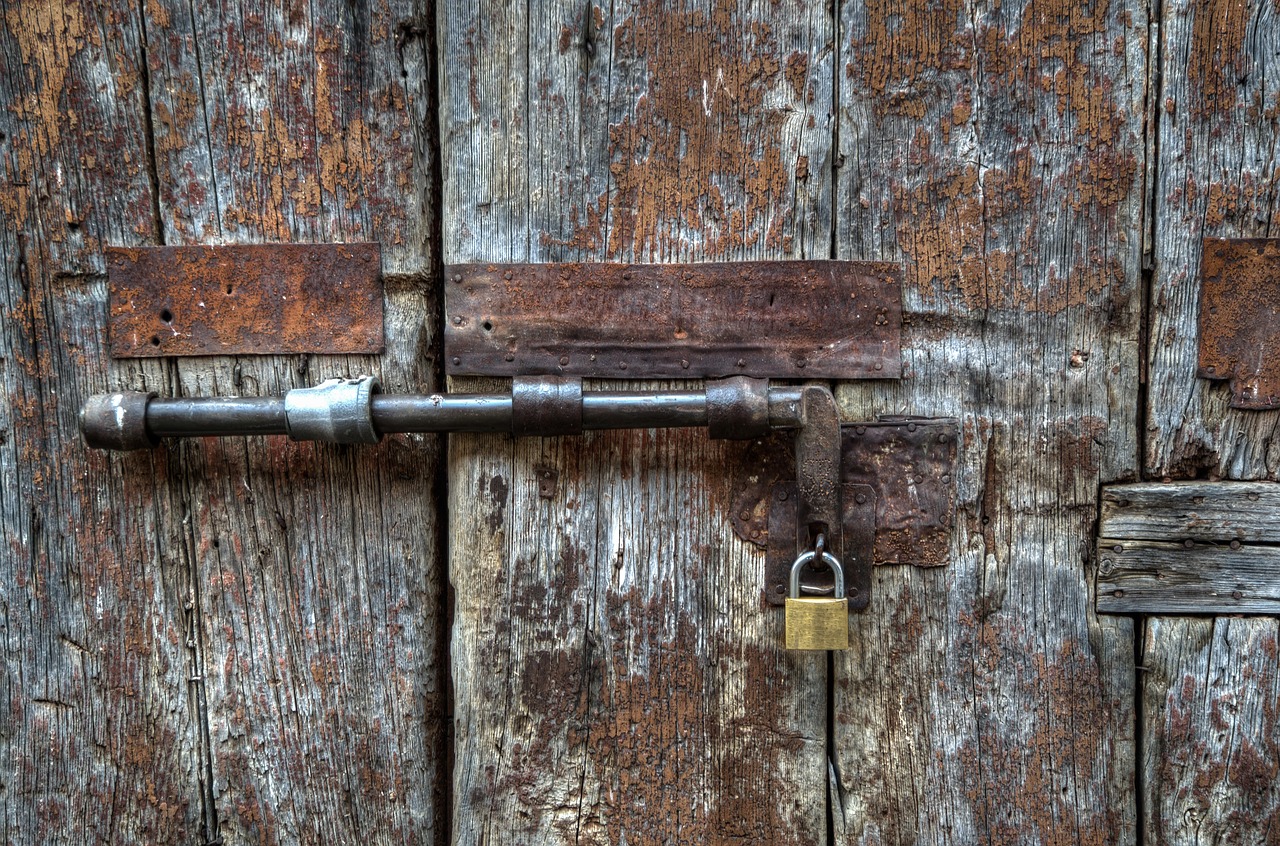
xmin=1135 ymin=2 xmax=1162 ymax=843
xmin=424 ymin=2 xmax=453 ymax=843
xmin=135 ymin=0 xmax=165 ymax=245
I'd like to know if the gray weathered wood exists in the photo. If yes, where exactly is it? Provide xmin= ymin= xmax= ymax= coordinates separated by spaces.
xmin=1098 ymin=541 xmax=1280 ymax=615
xmin=1 ymin=3 xmax=203 ymax=842
xmin=441 ymin=0 xmax=834 ymax=841
xmin=831 ymin=1 xmax=1143 ymax=841
xmin=1146 ymin=0 xmax=1280 ymax=479
xmin=1101 ymin=482 xmax=1280 ymax=543
xmin=1098 ymin=482 xmax=1280 ymax=614
xmin=1141 ymin=9 xmax=1280 ymax=840
xmin=138 ymin=0 xmax=444 ymax=842
xmin=1143 ymin=617 xmax=1280 ymax=844
xmin=3 ymin=1 xmax=443 ymax=844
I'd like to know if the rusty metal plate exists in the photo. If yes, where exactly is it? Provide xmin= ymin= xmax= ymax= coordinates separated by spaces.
xmin=766 ymin=482 xmax=876 ymax=611
xmin=759 ymin=417 xmax=958 ymax=607
xmin=444 ymin=261 xmax=901 ymax=379
xmin=842 ymin=419 xmax=958 ymax=566
xmin=1198 ymin=238 xmax=1280 ymax=409
xmin=108 ymin=244 xmax=383 ymax=357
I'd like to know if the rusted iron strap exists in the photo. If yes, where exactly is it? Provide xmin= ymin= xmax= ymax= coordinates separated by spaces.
xmin=444 ymin=261 xmax=901 ymax=379
xmin=107 ymin=243 xmax=384 ymax=357
xmin=1199 ymin=238 xmax=1280 ymax=409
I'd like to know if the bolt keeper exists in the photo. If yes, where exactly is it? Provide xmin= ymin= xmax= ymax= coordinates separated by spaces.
xmin=284 ymin=376 xmax=381 ymax=444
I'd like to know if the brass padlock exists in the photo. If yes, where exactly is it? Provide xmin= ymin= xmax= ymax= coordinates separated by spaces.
xmin=785 ymin=550 xmax=850 ymax=650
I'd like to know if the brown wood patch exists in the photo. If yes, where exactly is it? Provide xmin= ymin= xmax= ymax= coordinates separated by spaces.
xmin=444 ymin=261 xmax=901 ymax=379
xmin=108 ymin=244 xmax=384 ymax=357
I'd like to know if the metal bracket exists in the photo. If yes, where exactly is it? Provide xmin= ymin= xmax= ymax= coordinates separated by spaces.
xmin=754 ymin=417 xmax=959 ymax=610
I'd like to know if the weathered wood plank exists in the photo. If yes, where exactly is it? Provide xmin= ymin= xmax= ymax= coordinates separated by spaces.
xmin=1143 ymin=617 xmax=1280 ymax=843
xmin=1146 ymin=0 xmax=1280 ymax=479
xmin=441 ymin=0 xmax=834 ymax=841
xmin=1098 ymin=540 xmax=1280 ymax=614
xmin=1142 ymin=11 xmax=1280 ymax=839
xmin=1101 ymin=482 xmax=1280 ymax=543
xmin=0 ymin=2 xmax=204 ymax=842
xmin=137 ymin=0 xmax=444 ymax=842
xmin=831 ymin=0 xmax=1143 ymax=841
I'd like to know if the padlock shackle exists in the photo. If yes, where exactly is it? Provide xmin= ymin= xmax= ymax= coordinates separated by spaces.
xmin=788 ymin=550 xmax=845 ymax=600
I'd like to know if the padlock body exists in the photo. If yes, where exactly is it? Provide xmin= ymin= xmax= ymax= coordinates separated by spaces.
xmin=785 ymin=597 xmax=850 ymax=650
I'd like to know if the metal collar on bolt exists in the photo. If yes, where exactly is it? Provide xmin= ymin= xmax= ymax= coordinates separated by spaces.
xmin=284 ymin=376 xmax=382 ymax=444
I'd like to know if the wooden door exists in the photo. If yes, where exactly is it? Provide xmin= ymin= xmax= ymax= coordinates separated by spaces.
xmin=441 ymin=0 xmax=1139 ymax=843
xmin=1 ymin=3 xmax=445 ymax=843
xmin=6 ymin=0 xmax=1280 ymax=844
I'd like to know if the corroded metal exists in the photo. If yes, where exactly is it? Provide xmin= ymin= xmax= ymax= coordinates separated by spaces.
xmin=842 ymin=419 xmax=958 ymax=567
xmin=511 ymin=376 xmax=583 ymax=436
xmin=444 ymin=261 xmax=902 ymax=379
xmin=762 ymin=417 xmax=958 ymax=607
xmin=767 ymin=481 xmax=876 ymax=611
xmin=1198 ymin=238 xmax=1280 ymax=409
xmin=107 ymin=243 xmax=384 ymax=357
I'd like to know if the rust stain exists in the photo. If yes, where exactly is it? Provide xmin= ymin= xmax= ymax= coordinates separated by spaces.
xmin=1186 ymin=0 xmax=1253 ymax=120
xmin=850 ymin=0 xmax=1138 ymax=313
xmin=107 ymin=243 xmax=384 ymax=357
xmin=550 ymin=0 xmax=808 ymax=260
xmin=3 ymin=0 xmax=86 ymax=160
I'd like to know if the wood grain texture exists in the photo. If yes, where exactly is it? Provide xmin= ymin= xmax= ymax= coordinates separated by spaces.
xmin=138 ymin=0 xmax=444 ymax=842
xmin=1 ymin=2 xmax=203 ymax=842
xmin=832 ymin=0 xmax=1144 ymax=841
xmin=1098 ymin=541 xmax=1280 ymax=615
xmin=4 ymin=0 xmax=443 ymax=844
xmin=1101 ymin=481 xmax=1280 ymax=543
xmin=1142 ymin=10 xmax=1280 ymax=842
xmin=440 ymin=0 xmax=834 ymax=841
xmin=1143 ymin=617 xmax=1280 ymax=844
xmin=1146 ymin=0 xmax=1280 ymax=480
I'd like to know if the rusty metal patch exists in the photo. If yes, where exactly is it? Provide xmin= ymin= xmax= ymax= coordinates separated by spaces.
xmin=766 ymin=482 xmax=876 ymax=611
xmin=444 ymin=261 xmax=901 ymax=379
xmin=842 ymin=419 xmax=958 ymax=567
xmin=108 ymin=244 xmax=383 ymax=357
xmin=760 ymin=418 xmax=958 ymax=607
xmin=1198 ymin=238 xmax=1280 ymax=409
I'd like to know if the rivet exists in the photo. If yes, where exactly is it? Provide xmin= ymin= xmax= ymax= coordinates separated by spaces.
xmin=750 ymin=529 xmax=761 ymax=539
xmin=938 ymin=434 xmax=949 ymax=443
xmin=736 ymin=359 xmax=746 ymax=368
xmin=855 ymin=426 xmax=866 ymax=435
xmin=874 ymin=362 xmax=883 ymax=371
xmin=1230 ymin=539 xmax=1242 ymax=550
xmin=855 ymin=493 xmax=867 ymax=505
xmin=778 ymin=490 xmax=789 ymax=501
xmin=775 ymin=585 xmax=786 ymax=594
xmin=559 ymin=355 xmax=570 ymax=366
xmin=796 ymin=359 xmax=807 ymax=369
xmin=739 ymin=511 xmax=751 ymax=521
xmin=504 ymin=353 xmax=515 ymax=362
xmin=941 ymin=474 xmax=951 ymax=484
xmin=1183 ymin=538 xmax=1195 ymax=549
xmin=619 ymin=361 xmax=628 ymax=370
xmin=451 ymin=274 xmax=462 ymax=283
xmin=1113 ymin=544 xmax=1124 ymax=554
xmin=680 ymin=359 xmax=690 ymax=369
xmin=452 ymin=356 xmax=461 ymax=365
xmin=452 ymin=316 xmax=463 ymax=325
xmin=503 ymin=271 xmax=513 ymax=280
xmin=907 ymin=422 xmax=917 ymax=432
xmin=1112 ymin=589 xmax=1124 ymax=598
xmin=1233 ymin=590 xmax=1244 ymax=600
